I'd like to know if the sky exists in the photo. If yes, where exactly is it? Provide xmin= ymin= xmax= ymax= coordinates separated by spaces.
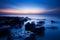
xmin=0 ymin=0 xmax=60 ymax=14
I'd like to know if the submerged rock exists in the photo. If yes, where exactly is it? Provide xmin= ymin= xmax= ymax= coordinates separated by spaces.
xmin=51 ymin=20 xmax=56 ymax=23
xmin=37 ymin=21 xmax=45 ymax=26
xmin=48 ymin=26 xmax=58 ymax=30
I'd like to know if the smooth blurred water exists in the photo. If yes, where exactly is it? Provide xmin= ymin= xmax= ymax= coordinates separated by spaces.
xmin=17 ymin=14 xmax=60 ymax=40
xmin=1 ymin=14 xmax=60 ymax=20
xmin=0 ymin=14 xmax=60 ymax=40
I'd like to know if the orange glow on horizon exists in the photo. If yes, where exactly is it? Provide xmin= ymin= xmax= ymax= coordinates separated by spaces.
xmin=0 ymin=9 xmax=45 ymax=14
xmin=0 ymin=8 xmax=58 ymax=14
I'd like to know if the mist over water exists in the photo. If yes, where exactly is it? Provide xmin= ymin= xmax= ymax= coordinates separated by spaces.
xmin=1 ymin=14 xmax=60 ymax=20
xmin=0 ymin=14 xmax=60 ymax=40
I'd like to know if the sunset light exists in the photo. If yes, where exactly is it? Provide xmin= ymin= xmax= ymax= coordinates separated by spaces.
xmin=0 ymin=8 xmax=57 ymax=14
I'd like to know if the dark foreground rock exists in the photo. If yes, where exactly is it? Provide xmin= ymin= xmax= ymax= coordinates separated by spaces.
xmin=33 ymin=27 xmax=45 ymax=36
xmin=24 ymin=34 xmax=36 ymax=40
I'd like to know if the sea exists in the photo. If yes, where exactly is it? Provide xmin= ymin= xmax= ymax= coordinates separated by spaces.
xmin=0 ymin=14 xmax=60 ymax=40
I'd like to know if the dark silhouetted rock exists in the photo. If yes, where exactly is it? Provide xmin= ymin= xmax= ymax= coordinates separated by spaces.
xmin=25 ymin=22 xmax=31 ymax=31
xmin=42 ymin=19 xmax=46 ymax=20
xmin=37 ymin=21 xmax=45 ymax=26
xmin=51 ymin=20 xmax=56 ymax=23
xmin=25 ymin=22 xmax=35 ymax=31
xmin=30 ymin=22 xmax=35 ymax=32
xmin=38 ymin=21 xmax=45 ymax=24
xmin=25 ymin=34 xmax=36 ymax=40
xmin=33 ymin=27 xmax=45 ymax=36
xmin=48 ymin=26 xmax=58 ymax=30
xmin=10 ymin=17 xmax=20 ymax=24
xmin=0 ymin=28 xmax=10 ymax=37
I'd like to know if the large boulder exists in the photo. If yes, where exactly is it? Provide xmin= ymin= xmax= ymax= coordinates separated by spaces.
xmin=25 ymin=22 xmax=31 ymax=31
xmin=33 ymin=27 xmax=45 ymax=36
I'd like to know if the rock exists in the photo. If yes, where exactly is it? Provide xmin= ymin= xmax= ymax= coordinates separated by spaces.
xmin=0 ymin=28 xmax=10 ymax=37
xmin=37 ymin=21 xmax=45 ymax=26
xmin=25 ymin=34 xmax=36 ymax=40
xmin=25 ymin=22 xmax=31 ymax=31
xmin=25 ymin=22 xmax=35 ymax=32
xmin=30 ymin=22 xmax=35 ymax=32
xmin=48 ymin=26 xmax=58 ymax=30
xmin=51 ymin=20 xmax=56 ymax=23
xmin=33 ymin=27 xmax=45 ymax=36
